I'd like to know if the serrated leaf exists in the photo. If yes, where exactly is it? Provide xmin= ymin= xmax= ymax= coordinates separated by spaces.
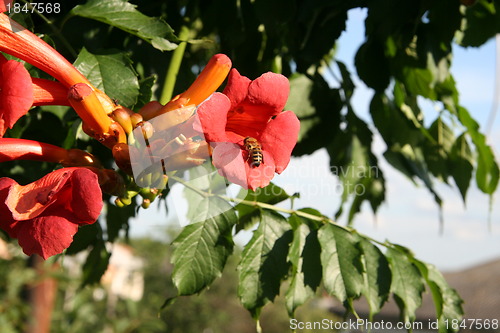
xmin=386 ymin=246 xmax=425 ymax=322
xmin=285 ymin=221 xmax=322 ymax=316
xmin=71 ymin=0 xmax=178 ymax=51
xmin=74 ymin=48 xmax=140 ymax=108
xmin=359 ymin=239 xmax=391 ymax=319
xmin=317 ymin=224 xmax=364 ymax=304
xmin=238 ymin=210 xmax=292 ymax=319
xmin=171 ymin=198 xmax=236 ymax=295
xmin=413 ymin=260 xmax=463 ymax=333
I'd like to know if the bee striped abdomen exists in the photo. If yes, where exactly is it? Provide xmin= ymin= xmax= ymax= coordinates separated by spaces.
xmin=244 ymin=137 xmax=263 ymax=168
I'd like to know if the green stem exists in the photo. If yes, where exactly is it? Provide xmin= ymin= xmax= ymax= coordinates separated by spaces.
xmin=159 ymin=26 xmax=190 ymax=104
xmin=171 ymin=175 xmax=335 ymax=225
xmin=171 ymin=175 xmax=391 ymax=248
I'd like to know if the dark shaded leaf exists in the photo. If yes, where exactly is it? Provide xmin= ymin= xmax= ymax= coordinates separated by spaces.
xmin=71 ymin=0 xmax=178 ymax=51
xmin=74 ymin=48 xmax=140 ymax=108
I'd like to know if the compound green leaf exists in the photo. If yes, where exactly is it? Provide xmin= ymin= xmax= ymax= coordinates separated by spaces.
xmin=171 ymin=198 xmax=236 ymax=295
xmin=238 ymin=210 xmax=292 ymax=319
xmin=413 ymin=260 xmax=463 ymax=333
xmin=317 ymin=224 xmax=364 ymax=303
xmin=285 ymin=221 xmax=322 ymax=316
xmin=359 ymin=239 xmax=391 ymax=319
xmin=71 ymin=0 xmax=178 ymax=51
xmin=386 ymin=246 xmax=425 ymax=322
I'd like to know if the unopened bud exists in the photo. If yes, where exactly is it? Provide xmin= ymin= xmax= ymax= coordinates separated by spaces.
xmin=130 ymin=113 xmax=144 ymax=128
xmin=110 ymin=107 xmax=134 ymax=134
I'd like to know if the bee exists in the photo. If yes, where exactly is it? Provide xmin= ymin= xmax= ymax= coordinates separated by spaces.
xmin=243 ymin=137 xmax=263 ymax=168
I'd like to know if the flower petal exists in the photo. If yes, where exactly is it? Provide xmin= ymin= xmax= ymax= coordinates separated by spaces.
xmin=5 ymin=168 xmax=72 ymax=220
xmin=245 ymin=151 xmax=276 ymax=190
xmin=0 ymin=59 xmax=33 ymax=135
xmin=13 ymin=214 xmax=78 ymax=259
xmin=194 ymin=92 xmax=231 ymax=143
xmin=0 ymin=177 xmax=18 ymax=237
xmin=260 ymin=111 xmax=300 ymax=173
xmin=68 ymin=168 xmax=102 ymax=224
xmin=222 ymin=69 xmax=251 ymax=110
xmin=247 ymin=72 xmax=290 ymax=113
xmin=212 ymin=142 xmax=248 ymax=188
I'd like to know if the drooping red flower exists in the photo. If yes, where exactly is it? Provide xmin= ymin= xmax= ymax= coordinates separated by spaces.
xmin=0 ymin=167 xmax=103 ymax=259
xmin=195 ymin=69 xmax=300 ymax=190
xmin=0 ymin=53 xmax=32 ymax=136
xmin=0 ymin=54 xmax=70 ymax=137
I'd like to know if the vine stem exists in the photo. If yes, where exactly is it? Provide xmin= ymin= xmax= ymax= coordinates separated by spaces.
xmin=170 ymin=175 xmax=391 ymax=248
xmin=159 ymin=25 xmax=190 ymax=104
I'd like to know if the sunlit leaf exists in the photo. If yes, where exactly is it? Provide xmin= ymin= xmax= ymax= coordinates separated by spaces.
xmin=238 ymin=210 xmax=292 ymax=319
xmin=171 ymin=198 xmax=236 ymax=295
xmin=317 ymin=224 xmax=364 ymax=303
xmin=285 ymin=220 xmax=322 ymax=316
xmin=386 ymin=245 xmax=425 ymax=322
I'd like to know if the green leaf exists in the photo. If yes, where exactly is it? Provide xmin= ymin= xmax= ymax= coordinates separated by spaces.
xmin=423 ymin=117 xmax=455 ymax=182
xmin=74 ymin=48 xmax=140 ymax=108
xmin=386 ymin=246 xmax=425 ymax=322
xmin=135 ymin=75 xmax=156 ymax=110
xmin=359 ymin=239 xmax=391 ymax=319
xmin=449 ymin=133 xmax=474 ymax=201
xmin=457 ymin=107 xmax=499 ymax=194
xmin=81 ymin=241 xmax=111 ymax=287
xmin=355 ymin=38 xmax=391 ymax=92
xmin=171 ymin=198 xmax=236 ymax=295
xmin=384 ymin=144 xmax=442 ymax=206
xmin=413 ymin=260 xmax=463 ymax=333
xmin=71 ymin=0 xmax=178 ymax=51
xmin=317 ymin=224 xmax=364 ymax=304
xmin=285 ymin=220 xmax=322 ymax=316
xmin=286 ymin=73 xmax=342 ymax=155
xmin=458 ymin=0 xmax=500 ymax=47
xmin=238 ymin=210 xmax=292 ymax=319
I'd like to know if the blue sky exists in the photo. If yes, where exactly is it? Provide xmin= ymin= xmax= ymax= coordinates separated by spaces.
xmin=128 ymin=8 xmax=500 ymax=272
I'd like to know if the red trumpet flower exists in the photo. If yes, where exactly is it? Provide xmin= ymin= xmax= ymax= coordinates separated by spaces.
xmin=0 ymin=167 xmax=103 ymax=259
xmin=195 ymin=69 xmax=300 ymax=190
xmin=0 ymin=54 xmax=70 ymax=137
xmin=0 ymin=13 xmax=114 ymax=137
